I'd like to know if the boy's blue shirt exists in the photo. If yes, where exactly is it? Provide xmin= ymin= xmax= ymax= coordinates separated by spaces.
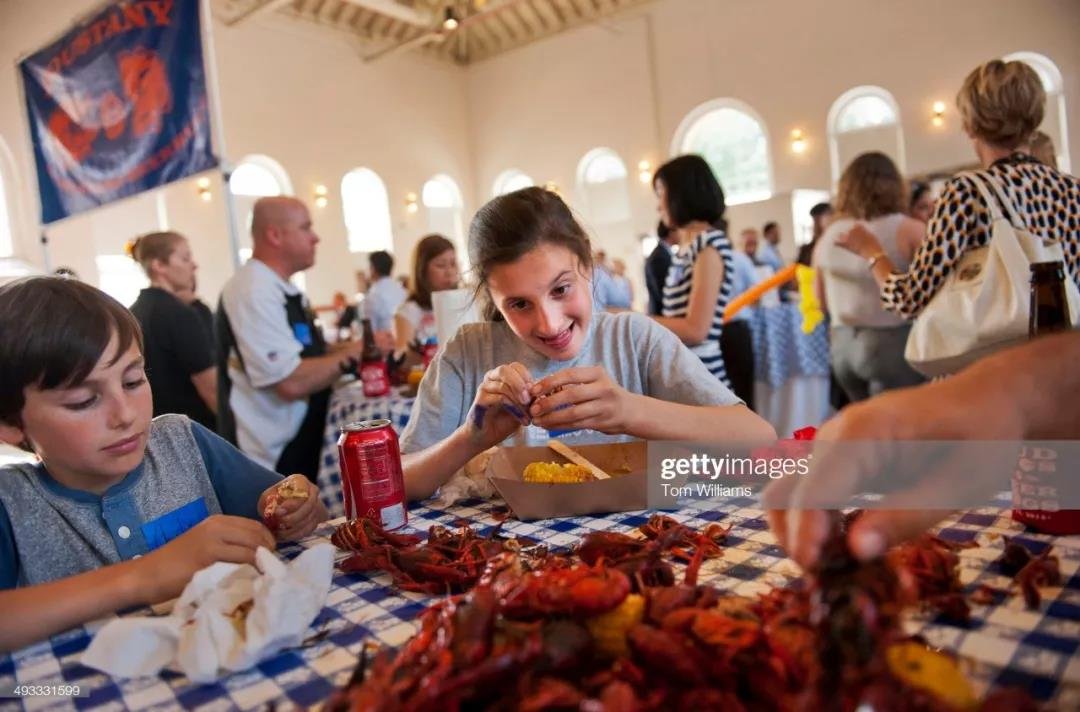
xmin=0 ymin=417 xmax=282 ymax=589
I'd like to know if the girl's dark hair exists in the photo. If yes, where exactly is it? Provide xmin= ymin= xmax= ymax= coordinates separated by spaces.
xmin=409 ymin=233 xmax=457 ymax=310
xmin=652 ymin=154 xmax=728 ymax=230
xmin=468 ymin=187 xmax=593 ymax=320
xmin=0 ymin=277 xmax=143 ymax=428
xmin=835 ymin=151 xmax=907 ymax=220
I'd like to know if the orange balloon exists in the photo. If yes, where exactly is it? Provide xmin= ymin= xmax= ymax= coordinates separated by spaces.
xmin=723 ymin=264 xmax=797 ymax=322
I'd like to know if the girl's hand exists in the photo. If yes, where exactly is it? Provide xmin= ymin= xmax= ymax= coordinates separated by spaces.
xmin=528 ymin=366 xmax=632 ymax=434
xmin=835 ymin=223 xmax=882 ymax=260
xmin=464 ymin=362 xmax=534 ymax=449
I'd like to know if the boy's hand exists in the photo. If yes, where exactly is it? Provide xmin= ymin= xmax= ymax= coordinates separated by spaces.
xmin=138 ymin=515 xmax=276 ymax=603
xmin=259 ymin=475 xmax=329 ymax=542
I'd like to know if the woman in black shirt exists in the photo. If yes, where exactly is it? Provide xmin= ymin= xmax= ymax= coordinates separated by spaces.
xmin=128 ymin=231 xmax=218 ymax=430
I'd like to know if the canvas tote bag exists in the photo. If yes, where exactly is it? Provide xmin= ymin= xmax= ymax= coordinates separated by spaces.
xmin=905 ymin=171 xmax=1080 ymax=377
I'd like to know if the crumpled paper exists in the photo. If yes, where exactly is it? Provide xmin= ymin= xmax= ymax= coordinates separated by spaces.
xmin=82 ymin=544 xmax=334 ymax=683
xmin=431 ymin=447 xmax=497 ymax=507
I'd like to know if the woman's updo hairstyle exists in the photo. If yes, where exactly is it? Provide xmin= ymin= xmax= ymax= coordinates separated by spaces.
xmin=126 ymin=231 xmax=185 ymax=278
xmin=956 ymin=59 xmax=1045 ymax=150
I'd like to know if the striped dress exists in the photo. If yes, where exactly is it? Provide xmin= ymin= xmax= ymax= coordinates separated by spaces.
xmin=661 ymin=228 xmax=735 ymax=386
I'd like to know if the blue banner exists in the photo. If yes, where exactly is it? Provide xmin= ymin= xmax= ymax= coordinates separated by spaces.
xmin=19 ymin=0 xmax=218 ymax=224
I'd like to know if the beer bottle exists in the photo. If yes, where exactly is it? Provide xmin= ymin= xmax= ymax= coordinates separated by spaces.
xmin=1013 ymin=260 xmax=1077 ymax=534
xmin=1028 ymin=261 xmax=1071 ymax=337
xmin=359 ymin=318 xmax=391 ymax=397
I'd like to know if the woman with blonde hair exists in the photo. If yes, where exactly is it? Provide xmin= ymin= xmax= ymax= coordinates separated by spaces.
xmin=813 ymin=152 xmax=926 ymax=401
xmin=837 ymin=59 xmax=1080 ymax=351
xmin=1027 ymin=130 xmax=1058 ymax=170
xmin=129 ymin=231 xmax=218 ymax=429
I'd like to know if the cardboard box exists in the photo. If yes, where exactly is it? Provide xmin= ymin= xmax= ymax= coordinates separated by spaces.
xmin=486 ymin=440 xmax=671 ymax=520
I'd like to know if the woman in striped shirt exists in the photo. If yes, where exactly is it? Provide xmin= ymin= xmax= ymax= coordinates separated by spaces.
xmin=652 ymin=155 xmax=736 ymax=388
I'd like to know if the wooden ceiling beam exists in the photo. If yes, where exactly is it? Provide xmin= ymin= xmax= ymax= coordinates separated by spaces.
xmin=545 ymin=0 xmax=568 ymax=26
xmin=223 ymin=0 xmax=295 ymax=26
xmin=493 ymin=10 xmax=519 ymax=42
xmin=394 ymin=19 xmax=414 ymax=40
xmin=528 ymin=0 xmax=558 ymax=31
xmin=510 ymin=2 xmax=540 ymax=37
xmin=359 ymin=8 xmax=380 ymax=33
xmin=338 ymin=0 xmax=431 ymax=26
xmin=315 ymin=0 xmax=339 ymax=23
xmin=473 ymin=16 xmax=504 ymax=52
xmin=466 ymin=25 xmax=490 ymax=55
xmin=338 ymin=3 xmax=360 ymax=25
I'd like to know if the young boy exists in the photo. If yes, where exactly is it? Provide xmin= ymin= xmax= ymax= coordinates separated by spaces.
xmin=0 ymin=278 xmax=328 ymax=652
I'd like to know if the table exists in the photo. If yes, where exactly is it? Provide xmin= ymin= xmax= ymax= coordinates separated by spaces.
xmin=3 ymin=501 xmax=1078 ymax=710
xmin=317 ymin=381 xmax=416 ymax=518
xmin=748 ymin=303 xmax=832 ymax=437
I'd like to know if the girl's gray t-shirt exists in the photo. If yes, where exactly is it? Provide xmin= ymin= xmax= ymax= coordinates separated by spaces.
xmin=399 ymin=311 xmax=743 ymax=452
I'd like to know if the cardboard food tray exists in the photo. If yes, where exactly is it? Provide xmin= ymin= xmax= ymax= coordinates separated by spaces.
xmin=487 ymin=440 xmax=671 ymax=520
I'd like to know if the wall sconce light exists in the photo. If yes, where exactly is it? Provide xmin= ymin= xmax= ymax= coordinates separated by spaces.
xmin=442 ymin=7 xmax=458 ymax=31
xmin=638 ymin=160 xmax=652 ymax=184
xmin=932 ymin=101 xmax=946 ymax=127
xmin=314 ymin=184 xmax=328 ymax=208
xmin=543 ymin=181 xmax=561 ymax=196
xmin=405 ymin=192 xmax=419 ymax=214
xmin=790 ymin=129 xmax=807 ymax=154
xmin=197 ymin=177 xmax=212 ymax=202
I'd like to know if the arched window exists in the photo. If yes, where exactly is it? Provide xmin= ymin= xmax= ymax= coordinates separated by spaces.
xmin=1004 ymin=51 xmax=1071 ymax=173
xmin=228 ymin=154 xmax=292 ymax=263
xmin=576 ymin=147 xmax=631 ymax=224
xmin=0 ymin=137 xmax=17 ymax=258
xmin=342 ymin=168 xmax=393 ymax=254
xmin=422 ymin=174 xmax=466 ymax=265
xmin=95 ymin=254 xmax=148 ymax=307
xmin=492 ymin=169 xmax=534 ymax=196
xmin=827 ymin=86 xmax=905 ymax=185
xmin=671 ymin=99 xmax=773 ymax=205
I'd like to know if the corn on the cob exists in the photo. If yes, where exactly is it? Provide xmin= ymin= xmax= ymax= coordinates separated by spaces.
xmin=586 ymin=593 xmax=645 ymax=658
xmin=886 ymin=641 xmax=977 ymax=710
xmin=522 ymin=461 xmax=593 ymax=483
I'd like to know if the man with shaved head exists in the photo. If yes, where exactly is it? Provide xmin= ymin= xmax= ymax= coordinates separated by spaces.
xmin=217 ymin=197 xmax=365 ymax=480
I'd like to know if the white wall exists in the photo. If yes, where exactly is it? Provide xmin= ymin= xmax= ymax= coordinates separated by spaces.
xmin=1 ymin=0 xmax=1078 ymax=309
xmin=0 ymin=1 xmax=473 ymax=306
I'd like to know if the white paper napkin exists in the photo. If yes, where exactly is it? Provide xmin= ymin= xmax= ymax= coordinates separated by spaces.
xmin=82 ymin=544 xmax=335 ymax=683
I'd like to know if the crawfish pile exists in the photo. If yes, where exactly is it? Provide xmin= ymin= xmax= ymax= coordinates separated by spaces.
xmin=325 ymin=514 xmax=1044 ymax=711
xmin=331 ymin=518 xmax=539 ymax=594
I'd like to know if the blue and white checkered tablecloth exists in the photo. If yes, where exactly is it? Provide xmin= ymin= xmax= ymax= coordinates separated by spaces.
xmin=317 ymin=381 xmax=415 ymax=518
xmin=749 ymin=303 xmax=830 ymax=388
xmin=3 ymin=502 xmax=1078 ymax=710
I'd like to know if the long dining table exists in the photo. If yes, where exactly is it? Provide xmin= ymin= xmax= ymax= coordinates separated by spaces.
xmin=2 ymin=497 xmax=1078 ymax=711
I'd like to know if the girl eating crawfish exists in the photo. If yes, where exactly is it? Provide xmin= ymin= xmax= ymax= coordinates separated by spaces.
xmin=400 ymin=187 xmax=774 ymax=500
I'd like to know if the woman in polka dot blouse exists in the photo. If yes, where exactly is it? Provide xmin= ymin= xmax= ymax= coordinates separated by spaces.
xmin=836 ymin=59 xmax=1080 ymax=320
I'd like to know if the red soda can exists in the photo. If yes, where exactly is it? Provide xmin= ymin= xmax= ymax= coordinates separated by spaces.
xmin=1012 ymin=445 xmax=1080 ymax=535
xmin=421 ymin=341 xmax=439 ymax=369
xmin=360 ymin=358 xmax=391 ymax=397
xmin=338 ymin=419 xmax=408 ymax=530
